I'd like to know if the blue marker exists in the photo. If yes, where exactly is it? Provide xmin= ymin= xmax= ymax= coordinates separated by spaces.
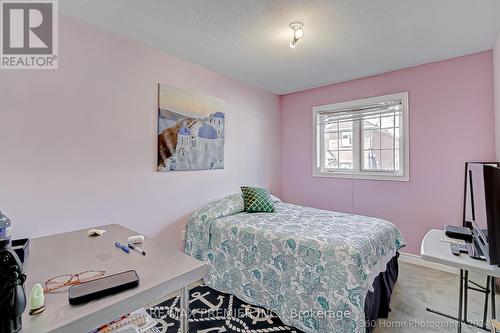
xmin=115 ymin=241 xmax=129 ymax=253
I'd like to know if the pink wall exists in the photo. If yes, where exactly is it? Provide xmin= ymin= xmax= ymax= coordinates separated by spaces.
xmin=280 ymin=51 xmax=495 ymax=254
xmin=495 ymin=32 xmax=500 ymax=158
xmin=0 ymin=15 xmax=280 ymax=249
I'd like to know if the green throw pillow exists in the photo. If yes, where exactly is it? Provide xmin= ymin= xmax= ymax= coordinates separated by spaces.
xmin=241 ymin=187 xmax=275 ymax=213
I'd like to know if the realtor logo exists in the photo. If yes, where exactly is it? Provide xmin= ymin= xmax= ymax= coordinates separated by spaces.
xmin=1 ymin=0 xmax=58 ymax=69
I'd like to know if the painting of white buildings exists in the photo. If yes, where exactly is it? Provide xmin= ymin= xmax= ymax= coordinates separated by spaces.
xmin=157 ymin=84 xmax=225 ymax=172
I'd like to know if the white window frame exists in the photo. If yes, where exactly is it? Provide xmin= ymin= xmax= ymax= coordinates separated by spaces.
xmin=312 ymin=92 xmax=409 ymax=181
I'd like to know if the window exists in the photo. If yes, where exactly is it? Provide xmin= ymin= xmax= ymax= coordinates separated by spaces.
xmin=313 ymin=92 xmax=409 ymax=181
xmin=340 ymin=132 xmax=352 ymax=148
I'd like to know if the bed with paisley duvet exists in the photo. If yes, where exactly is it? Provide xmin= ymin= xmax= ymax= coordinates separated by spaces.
xmin=185 ymin=193 xmax=406 ymax=333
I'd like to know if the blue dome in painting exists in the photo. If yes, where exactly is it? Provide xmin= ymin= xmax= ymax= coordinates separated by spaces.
xmin=198 ymin=124 xmax=217 ymax=139
xmin=213 ymin=112 xmax=225 ymax=119
xmin=179 ymin=127 xmax=191 ymax=135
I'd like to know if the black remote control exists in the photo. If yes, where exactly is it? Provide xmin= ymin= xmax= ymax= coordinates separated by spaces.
xmin=450 ymin=243 xmax=460 ymax=255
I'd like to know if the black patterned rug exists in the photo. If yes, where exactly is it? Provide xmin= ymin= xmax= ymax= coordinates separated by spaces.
xmin=147 ymin=284 xmax=303 ymax=333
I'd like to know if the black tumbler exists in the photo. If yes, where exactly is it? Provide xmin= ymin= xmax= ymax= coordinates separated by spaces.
xmin=0 ymin=212 xmax=26 ymax=333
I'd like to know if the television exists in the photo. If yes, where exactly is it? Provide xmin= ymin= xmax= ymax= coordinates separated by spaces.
xmin=464 ymin=162 xmax=500 ymax=265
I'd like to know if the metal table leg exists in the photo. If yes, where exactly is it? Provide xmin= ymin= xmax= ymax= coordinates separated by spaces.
xmin=427 ymin=269 xmax=490 ymax=331
xmin=464 ymin=270 xmax=468 ymax=323
xmin=484 ymin=276 xmax=490 ymax=326
xmin=491 ymin=276 xmax=496 ymax=321
xmin=458 ymin=269 xmax=463 ymax=333
xmin=180 ymin=286 xmax=190 ymax=333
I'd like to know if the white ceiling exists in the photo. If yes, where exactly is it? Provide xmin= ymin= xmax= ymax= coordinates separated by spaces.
xmin=60 ymin=0 xmax=500 ymax=95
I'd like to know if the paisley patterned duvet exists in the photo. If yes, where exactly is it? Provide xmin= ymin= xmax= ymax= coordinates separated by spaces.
xmin=185 ymin=193 xmax=406 ymax=332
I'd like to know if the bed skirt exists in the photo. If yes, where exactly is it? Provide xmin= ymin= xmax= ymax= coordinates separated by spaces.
xmin=364 ymin=252 xmax=399 ymax=332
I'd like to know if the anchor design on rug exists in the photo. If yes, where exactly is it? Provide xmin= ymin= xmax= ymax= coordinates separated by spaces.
xmin=190 ymin=291 xmax=225 ymax=314
xmin=242 ymin=304 xmax=274 ymax=325
xmin=197 ymin=326 xmax=227 ymax=333
xmin=154 ymin=318 xmax=174 ymax=333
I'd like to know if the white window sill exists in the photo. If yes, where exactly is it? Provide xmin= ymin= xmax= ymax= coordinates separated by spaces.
xmin=313 ymin=170 xmax=409 ymax=182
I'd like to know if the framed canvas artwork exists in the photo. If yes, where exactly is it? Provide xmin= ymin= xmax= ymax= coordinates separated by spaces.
xmin=157 ymin=84 xmax=225 ymax=172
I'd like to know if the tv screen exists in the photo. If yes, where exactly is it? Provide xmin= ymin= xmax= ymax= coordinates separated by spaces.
xmin=464 ymin=162 xmax=500 ymax=264
xmin=468 ymin=163 xmax=488 ymax=243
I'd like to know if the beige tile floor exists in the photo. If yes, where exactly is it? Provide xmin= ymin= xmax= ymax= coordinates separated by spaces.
xmin=376 ymin=262 xmax=499 ymax=332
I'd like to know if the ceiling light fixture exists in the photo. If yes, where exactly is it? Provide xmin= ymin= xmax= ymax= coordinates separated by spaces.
xmin=289 ymin=22 xmax=304 ymax=49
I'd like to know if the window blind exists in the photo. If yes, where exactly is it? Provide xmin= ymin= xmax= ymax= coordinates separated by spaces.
xmin=317 ymin=99 xmax=403 ymax=125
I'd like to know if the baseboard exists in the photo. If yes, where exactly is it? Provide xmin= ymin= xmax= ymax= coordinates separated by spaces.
xmin=399 ymin=252 xmax=459 ymax=275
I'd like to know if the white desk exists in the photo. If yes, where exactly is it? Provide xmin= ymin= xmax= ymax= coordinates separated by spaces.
xmin=20 ymin=224 xmax=208 ymax=333
xmin=421 ymin=229 xmax=500 ymax=277
xmin=421 ymin=229 xmax=500 ymax=332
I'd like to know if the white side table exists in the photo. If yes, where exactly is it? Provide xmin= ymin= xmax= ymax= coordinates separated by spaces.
xmin=421 ymin=229 xmax=500 ymax=333
xmin=20 ymin=224 xmax=208 ymax=333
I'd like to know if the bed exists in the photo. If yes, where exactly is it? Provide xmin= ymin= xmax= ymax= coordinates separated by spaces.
xmin=185 ymin=193 xmax=406 ymax=333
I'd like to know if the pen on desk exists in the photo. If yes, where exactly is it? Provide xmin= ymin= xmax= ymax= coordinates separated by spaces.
xmin=115 ymin=241 xmax=129 ymax=253
xmin=128 ymin=243 xmax=146 ymax=256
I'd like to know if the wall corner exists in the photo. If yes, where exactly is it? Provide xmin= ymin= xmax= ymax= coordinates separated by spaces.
xmin=494 ymin=31 xmax=500 ymax=160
